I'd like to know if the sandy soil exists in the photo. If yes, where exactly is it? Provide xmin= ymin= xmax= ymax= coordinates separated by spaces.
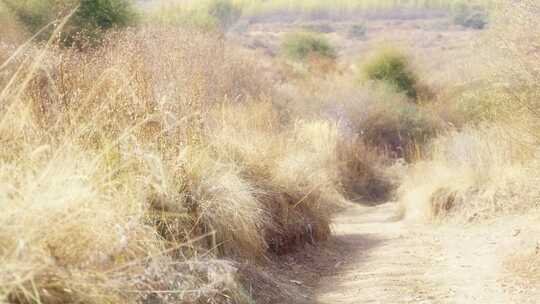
xmin=285 ymin=203 xmax=540 ymax=304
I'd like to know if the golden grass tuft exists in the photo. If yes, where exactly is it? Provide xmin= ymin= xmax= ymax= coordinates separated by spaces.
xmin=397 ymin=125 xmax=540 ymax=222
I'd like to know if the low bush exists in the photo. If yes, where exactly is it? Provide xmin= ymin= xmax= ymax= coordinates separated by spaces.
xmin=281 ymin=32 xmax=336 ymax=62
xmin=453 ymin=8 xmax=488 ymax=30
xmin=278 ymin=79 xmax=439 ymax=161
xmin=397 ymin=125 xmax=538 ymax=222
xmin=360 ymin=48 xmax=418 ymax=99
xmin=206 ymin=102 xmax=343 ymax=254
xmin=337 ymin=137 xmax=393 ymax=203
xmin=348 ymin=23 xmax=367 ymax=39
xmin=358 ymin=87 xmax=441 ymax=160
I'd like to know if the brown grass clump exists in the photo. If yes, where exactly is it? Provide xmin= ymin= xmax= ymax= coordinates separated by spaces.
xmin=280 ymin=77 xmax=441 ymax=162
xmin=206 ymin=102 xmax=345 ymax=253
xmin=397 ymin=125 xmax=539 ymax=222
xmin=337 ymin=137 xmax=393 ymax=203
xmin=0 ymin=146 xmax=160 ymax=303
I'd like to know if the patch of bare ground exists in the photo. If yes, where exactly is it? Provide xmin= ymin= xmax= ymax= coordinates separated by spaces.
xmin=278 ymin=203 xmax=540 ymax=304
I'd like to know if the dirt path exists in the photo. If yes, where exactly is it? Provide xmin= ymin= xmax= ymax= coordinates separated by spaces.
xmin=314 ymin=203 xmax=444 ymax=303
xmin=307 ymin=203 xmax=538 ymax=304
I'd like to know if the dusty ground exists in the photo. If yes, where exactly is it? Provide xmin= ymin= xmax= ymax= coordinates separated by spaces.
xmin=278 ymin=203 xmax=540 ymax=304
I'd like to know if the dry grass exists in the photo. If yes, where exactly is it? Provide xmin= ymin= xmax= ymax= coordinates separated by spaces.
xmin=506 ymin=250 xmax=540 ymax=288
xmin=396 ymin=0 xmax=540 ymax=223
xmin=4 ymin=0 xmax=539 ymax=302
xmin=397 ymin=124 xmax=540 ymax=222
xmin=206 ymin=101 xmax=346 ymax=253
xmin=0 ymin=20 xmax=383 ymax=302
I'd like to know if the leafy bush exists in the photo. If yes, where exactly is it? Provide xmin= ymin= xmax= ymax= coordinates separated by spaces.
xmin=348 ymin=23 xmax=367 ymax=39
xmin=281 ymin=32 xmax=337 ymax=62
xmin=74 ymin=0 xmax=136 ymax=30
xmin=360 ymin=48 xmax=418 ymax=99
xmin=4 ymin=0 xmax=137 ymax=45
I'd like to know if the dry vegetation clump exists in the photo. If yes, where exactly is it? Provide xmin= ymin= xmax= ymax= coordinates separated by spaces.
xmin=275 ymin=79 xmax=434 ymax=202
xmin=359 ymin=48 xmax=419 ymax=99
xmin=281 ymin=78 xmax=442 ymax=162
xmin=0 ymin=27 xmax=274 ymax=303
xmin=0 ymin=146 xmax=159 ymax=303
xmin=1 ymin=20 xmax=379 ymax=301
xmin=337 ymin=137 xmax=394 ymax=203
xmin=280 ymin=31 xmax=338 ymax=76
xmin=1 ymin=0 xmax=511 ymax=301
xmin=396 ymin=0 xmax=540 ymax=223
xmin=397 ymin=125 xmax=539 ymax=222
xmin=356 ymin=88 xmax=441 ymax=160
xmin=205 ymin=101 xmax=345 ymax=254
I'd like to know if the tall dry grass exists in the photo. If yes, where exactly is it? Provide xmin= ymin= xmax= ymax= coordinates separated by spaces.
xmin=397 ymin=0 xmax=540 ymax=223
xmin=398 ymin=125 xmax=539 ymax=222
xmin=0 ymin=21 xmax=380 ymax=302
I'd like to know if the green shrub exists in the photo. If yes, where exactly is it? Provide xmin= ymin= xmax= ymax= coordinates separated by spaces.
xmin=74 ymin=0 xmax=136 ymax=30
xmin=360 ymin=48 xmax=418 ymax=99
xmin=281 ymin=32 xmax=336 ymax=62
xmin=4 ymin=0 xmax=137 ymax=45
xmin=348 ymin=23 xmax=367 ymax=39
